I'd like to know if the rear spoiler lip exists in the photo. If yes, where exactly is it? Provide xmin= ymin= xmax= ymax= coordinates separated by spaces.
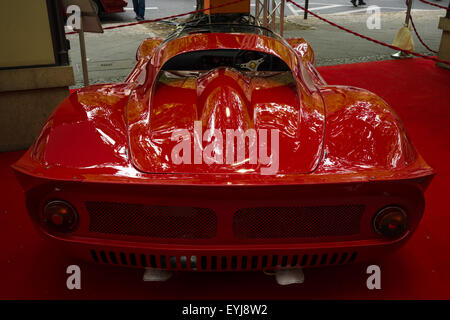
xmin=12 ymin=160 xmax=435 ymax=189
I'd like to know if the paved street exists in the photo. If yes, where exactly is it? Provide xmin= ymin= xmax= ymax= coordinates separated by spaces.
xmin=100 ymin=0 xmax=442 ymax=23
xmin=286 ymin=0 xmax=442 ymax=16
xmin=64 ymin=1 xmax=447 ymax=87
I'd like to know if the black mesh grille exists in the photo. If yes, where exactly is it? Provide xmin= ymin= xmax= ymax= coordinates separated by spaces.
xmin=233 ymin=205 xmax=364 ymax=239
xmin=86 ymin=202 xmax=217 ymax=239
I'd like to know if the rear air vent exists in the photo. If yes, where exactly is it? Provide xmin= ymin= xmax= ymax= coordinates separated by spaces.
xmin=89 ymin=250 xmax=358 ymax=271
xmin=233 ymin=205 xmax=364 ymax=239
xmin=86 ymin=202 xmax=217 ymax=239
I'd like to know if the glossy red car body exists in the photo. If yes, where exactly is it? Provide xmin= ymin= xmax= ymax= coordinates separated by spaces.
xmin=12 ymin=24 xmax=434 ymax=272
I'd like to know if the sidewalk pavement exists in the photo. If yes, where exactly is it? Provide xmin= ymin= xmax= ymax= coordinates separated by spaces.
xmin=66 ymin=9 xmax=447 ymax=88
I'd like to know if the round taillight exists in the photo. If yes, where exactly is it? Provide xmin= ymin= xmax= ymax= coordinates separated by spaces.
xmin=43 ymin=200 xmax=78 ymax=232
xmin=373 ymin=206 xmax=408 ymax=238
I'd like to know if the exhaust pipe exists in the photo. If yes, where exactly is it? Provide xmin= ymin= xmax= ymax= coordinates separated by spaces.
xmin=267 ymin=268 xmax=305 ymax=285
xmin=143 ymin=268 xmax=173 ymax=282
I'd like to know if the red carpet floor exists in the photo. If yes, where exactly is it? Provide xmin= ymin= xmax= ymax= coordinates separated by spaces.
xmin=1 ymin=58 xmax=449 ymax=299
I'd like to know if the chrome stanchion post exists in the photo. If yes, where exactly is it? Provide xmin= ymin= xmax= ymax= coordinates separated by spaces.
xmin=304 ymin=0 xmax=309 ymax=20
xmin=263 ymin=0 xmax=268 ymax=28
xmin=392 ymin=0 xmax=414 ymax=59
xmin=272 ymin=0 xmax=276 ymax=30
xmin=255 ymin=0 xmax=260 ymax=25
xmin=280 ymin=0 xmax=285 ymax=36
xmin=405 ymin=0 xmax=413 ymax=26
xmin=78 ymin=18 xmax=89 ymax=86
xmin=436 ymin=0 xmax=450 ymax=69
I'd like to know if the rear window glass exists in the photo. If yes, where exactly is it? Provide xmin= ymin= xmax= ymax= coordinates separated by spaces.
xmin=161 ymin=49 xmax=290 ymax=72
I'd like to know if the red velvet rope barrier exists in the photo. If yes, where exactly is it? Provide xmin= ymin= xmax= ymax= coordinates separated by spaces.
xmin=418 ymin=0 xmax=449 ymax=10
xmin=406 ymin=0 xmax=439 ymax=54
xmin=66 ymin=0 xmax=247 ymax=35
xmin=410 ymin=15 xmax=438 ymax=53
xmin=287 ymin=0 xmax=450 ymax=65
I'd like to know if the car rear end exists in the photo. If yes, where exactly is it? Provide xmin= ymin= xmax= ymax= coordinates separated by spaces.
xmin=17 ymin=171 xmax=429 ymax=271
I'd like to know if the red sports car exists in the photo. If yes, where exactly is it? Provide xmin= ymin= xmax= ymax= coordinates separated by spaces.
xmin=13 ymin=20 xmax=434 ymax=272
